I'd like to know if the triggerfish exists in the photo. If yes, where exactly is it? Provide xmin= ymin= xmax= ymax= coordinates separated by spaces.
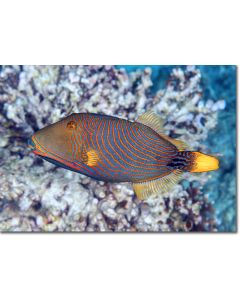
xmin=28 ymin=111 xmax=219 ymax=199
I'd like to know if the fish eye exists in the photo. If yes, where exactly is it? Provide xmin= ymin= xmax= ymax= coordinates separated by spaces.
xmin=67 ymin=120 xmax=77 ymax=130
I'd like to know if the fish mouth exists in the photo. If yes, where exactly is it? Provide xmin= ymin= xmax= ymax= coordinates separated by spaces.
xmin=28 ymin=137 xmax=36 ymax=150
xmin=28 ymin=136 xmax=46 ymax=156
xmin=28 ymin=136 xmax=73 ymax=168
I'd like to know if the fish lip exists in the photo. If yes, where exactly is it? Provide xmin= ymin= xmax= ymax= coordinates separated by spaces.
xmin=33 ymin=149 xmax=45 ymax=156
xmin=28 ymin=137 xmax=36 ymax=150
xmin=29 ymin=135 xmax=47 ymax=156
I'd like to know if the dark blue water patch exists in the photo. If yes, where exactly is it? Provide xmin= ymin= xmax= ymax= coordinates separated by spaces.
xmin=116 ymin=65 xmax=237 ymax=232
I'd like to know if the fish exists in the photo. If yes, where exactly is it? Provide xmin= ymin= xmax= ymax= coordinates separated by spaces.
xmin=28 ymin=111 xmax=219 ymax=199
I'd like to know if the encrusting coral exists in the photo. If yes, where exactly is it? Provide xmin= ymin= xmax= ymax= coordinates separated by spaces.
xmin=0 ymin=65 xmax=225 ymax=232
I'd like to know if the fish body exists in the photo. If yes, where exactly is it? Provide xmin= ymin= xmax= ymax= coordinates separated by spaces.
xmin=29 ymin=112 xmax=219 ymax=199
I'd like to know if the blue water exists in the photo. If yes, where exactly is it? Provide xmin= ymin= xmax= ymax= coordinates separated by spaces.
xmin=116 ymin=65 xmax=236 ymax=232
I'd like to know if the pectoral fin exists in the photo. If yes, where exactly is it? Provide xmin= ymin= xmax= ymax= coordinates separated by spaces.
xmin=132 ymin=170 xmax=183 ymax=200
xmin=77 ymin=147 xmax=100 ymax=167
xmin=86 ymin=149 xmax=99 ymax=166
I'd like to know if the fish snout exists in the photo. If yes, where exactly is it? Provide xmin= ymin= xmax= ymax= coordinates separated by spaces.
xmin=28 ymin=135 xmax=47 ymax=156
xmin=28 ymin=137 xmax=36 ymax=150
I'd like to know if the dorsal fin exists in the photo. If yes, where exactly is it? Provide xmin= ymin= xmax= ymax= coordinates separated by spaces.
xmin=135 ymin=111 xmax=188 ymax=151
xmin=133 ymin=170 xmax=183 ymax=200
xmin=136 ymin=111 xmax=165 ymax=134
xmin=161 ymin=135 xmax=188 ymax=151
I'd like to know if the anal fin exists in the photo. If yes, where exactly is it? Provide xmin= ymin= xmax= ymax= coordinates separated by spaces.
xmin=132 ymin=170 xmax=183 ymax=200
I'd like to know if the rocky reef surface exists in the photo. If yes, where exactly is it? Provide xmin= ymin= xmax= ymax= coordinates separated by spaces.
xmin=0 ymin=65 xmax=230 ymax=232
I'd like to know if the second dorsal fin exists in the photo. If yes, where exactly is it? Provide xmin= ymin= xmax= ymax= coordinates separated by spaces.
xmin=136 ymin=111 xmax=164 ymax=134
xmin=135 ymin=111 xmax=188 ymax=151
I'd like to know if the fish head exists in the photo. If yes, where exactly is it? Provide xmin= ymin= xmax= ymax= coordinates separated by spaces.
xmin=28 ymin=114 xmax=79 ymax=162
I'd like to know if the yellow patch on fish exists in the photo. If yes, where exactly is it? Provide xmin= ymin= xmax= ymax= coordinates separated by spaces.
xmin=78 ymin=147 xmax=99 ymax=166
xmin=190 ymin=152 xmax=219 ymax=172
xmin=85 ymin=149 xmax=99 ymax=167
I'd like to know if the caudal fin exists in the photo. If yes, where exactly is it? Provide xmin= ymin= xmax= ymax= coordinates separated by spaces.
xmin=167 ymin=151 xmax=220 ymax=173
xmin=189 ymin=151 xmax=219 ymax=172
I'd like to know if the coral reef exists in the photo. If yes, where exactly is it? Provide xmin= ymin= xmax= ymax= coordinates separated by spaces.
xmin=0 ymin=65 xmax=227 ymax=232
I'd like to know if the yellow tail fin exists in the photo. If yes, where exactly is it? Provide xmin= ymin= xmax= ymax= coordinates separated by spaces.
xmin=190 ymin=152 xmax=219 ymax=172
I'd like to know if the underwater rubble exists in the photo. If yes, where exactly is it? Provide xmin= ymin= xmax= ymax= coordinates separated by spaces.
xmin=0 ymin=65 xmax=226 ymax=232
